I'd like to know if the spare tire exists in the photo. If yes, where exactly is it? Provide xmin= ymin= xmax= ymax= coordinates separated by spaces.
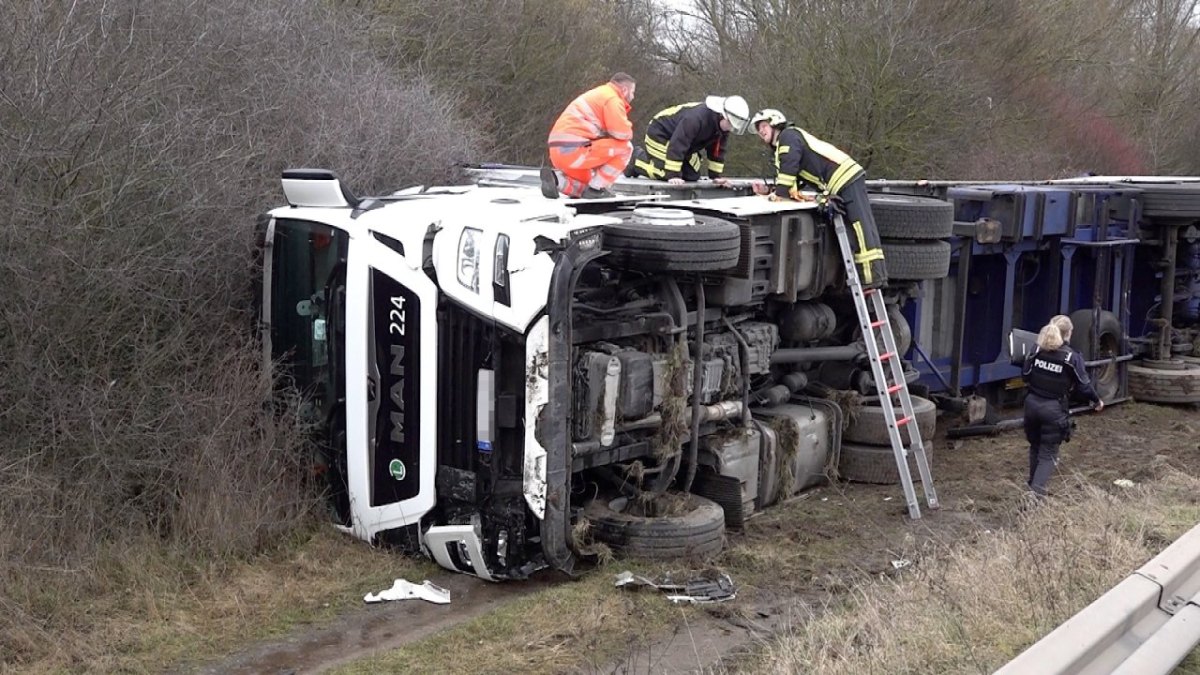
xmin=843 ymin=395 xmax=937 ymax=446
xmin=604 ymin=209 xmax=741 ymax=273
xmin=881 ymin=240 xmax=952 ymax=280
xmin=584 ymin=492 xmax=725 ymax=560
xmin=1140 ymin=188 xmax=1200 ymax=219
xmin=1128 ymin=361 xmax=1200 ymax=403
xmin=839 ymin=441 xmax=935 ymax=485
xmin=1068 ymin=309 xmax=1123 ymax=401
xmin=869 ymin=193 xmax=955 ymax=239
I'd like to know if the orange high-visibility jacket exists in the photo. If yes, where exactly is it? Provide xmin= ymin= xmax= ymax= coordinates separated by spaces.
xmin=548 ymin=83 xmax=633 ymax=147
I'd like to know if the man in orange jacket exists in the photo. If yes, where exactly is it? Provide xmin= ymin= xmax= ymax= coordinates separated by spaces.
xmin=541 ymin=73 xmax=636 ymax=199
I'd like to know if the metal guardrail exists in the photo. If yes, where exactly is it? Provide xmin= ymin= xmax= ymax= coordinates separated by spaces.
xmin=995 ymin=522 xmax=1200 ymax=674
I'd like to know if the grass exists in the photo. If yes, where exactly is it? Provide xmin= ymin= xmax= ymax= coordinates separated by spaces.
xmin=2 ymin=527 xmax=426 ymax=674
xmin=733 ymin=465 xmax=1200 ymax=674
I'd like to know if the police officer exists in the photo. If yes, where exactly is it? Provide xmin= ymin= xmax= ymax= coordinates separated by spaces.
xmin=1022 ymin=315 xmax=1104 ymax=496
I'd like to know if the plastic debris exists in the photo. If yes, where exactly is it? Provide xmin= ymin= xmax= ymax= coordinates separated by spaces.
xmin=364 ymin=579 xmax=451 ymax=605
xmin=1113 ymin=479 xmax=1136 ymax=488
xmin=615 ymin=569 xmax=736 ymax=604
xmin=891 ymin=559 xmax=912 ymax=570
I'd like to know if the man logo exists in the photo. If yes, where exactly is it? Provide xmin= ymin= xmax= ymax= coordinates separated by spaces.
xmin=388 ymin=459 xmax=407 ymax=481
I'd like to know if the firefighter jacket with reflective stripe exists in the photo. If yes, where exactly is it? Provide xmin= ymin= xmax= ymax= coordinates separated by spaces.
xmin=548 ymin=83 xmax=633 ymax=147
xmin=1022 ymin=347 xmax=1100 ymax=403
xmin=643 ymin=102 xmax=729 ymax=179
xmin=772 ymin=126 xmax=864 ymax=198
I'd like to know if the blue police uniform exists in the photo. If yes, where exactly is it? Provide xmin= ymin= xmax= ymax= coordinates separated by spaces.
xmin=1022 ymin=346 xmax=1101 ymax=495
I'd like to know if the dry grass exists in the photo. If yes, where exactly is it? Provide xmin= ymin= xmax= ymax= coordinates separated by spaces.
xmin=736 ymin=465 xmax=1200 ymax=674
xmin=2 ymin=528 xmax=421 ymax=674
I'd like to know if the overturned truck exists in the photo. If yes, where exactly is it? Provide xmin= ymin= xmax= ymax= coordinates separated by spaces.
xmin=257 ymin=170 xmax=953 ymax=580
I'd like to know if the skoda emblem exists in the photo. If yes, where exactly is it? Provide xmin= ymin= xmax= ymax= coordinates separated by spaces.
xmin=388 ymin=459 xmax=407 ymax=481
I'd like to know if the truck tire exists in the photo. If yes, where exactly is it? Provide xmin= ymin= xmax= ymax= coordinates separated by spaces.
xmin=869 ymin=194 xmax=954 ymax=239
xmin=604 ymin=214 xmax=741 ymax=273
xmin=880 ymin=240 xmax=951 ymax=280
xmin=843 ymin=395 xmax=937 ymax=446
xmin=1140 ymin=189 xmax=1200 ymax=219
xmin=1128 ymin=361 xmax=1200 ymax=403
xmin=838 ymin=441 xmax=935 ymax=485
xmin=584 ymin=493 xmax=725 ymax=559
xmin=1068 ymin=309 xmax=1123 ymax=401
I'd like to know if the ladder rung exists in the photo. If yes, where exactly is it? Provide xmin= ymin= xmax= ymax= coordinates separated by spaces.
xmin=887 ymin=383 xmax=904 ymax=394
xmin=879 ymin=351 xmax=895 ymax=361
xmin=895 ymin=416 xmax=912 ymax=427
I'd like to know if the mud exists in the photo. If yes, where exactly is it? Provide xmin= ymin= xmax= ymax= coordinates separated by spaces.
xmin=184 ymin=571 xmax=557 ymax=675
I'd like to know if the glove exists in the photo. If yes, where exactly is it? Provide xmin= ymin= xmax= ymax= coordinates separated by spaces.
xmin=816 ymin=192 xmax=846 ymax=217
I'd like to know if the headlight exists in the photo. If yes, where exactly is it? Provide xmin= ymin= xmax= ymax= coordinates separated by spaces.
xmin=457 ymin=227 xmax=481 ymax=292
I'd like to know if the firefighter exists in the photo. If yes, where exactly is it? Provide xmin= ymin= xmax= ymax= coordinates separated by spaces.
xmin=749 ymin=108 xmax=888 ymax=288
xmin=626 ymin=95 xmax=751 ymax=185
xmin=541 ymin=72 xmax=637 ymax=199
xmin=1022 ymin=315 xmax=1104 ymax=496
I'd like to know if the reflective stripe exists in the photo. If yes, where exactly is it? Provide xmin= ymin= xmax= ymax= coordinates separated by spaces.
xmin=777 ymin=174 xmax=797 ymax=187
xmin=652 ymin=102 xmax=700 ymax=121
xmin=635 ymin=159 xmax=664 ymax=178
xmin=548 ymin=132 xmax=592 ymax=145
xmin=597 ymin=164 xmax=622 ymax=179
xmin=800 ymin=129 xmax=851 ymax=165
xmin=563 ymin=176 xmax=586 ymax=197
xmin=645 ymin=137 xmax=669 ymax=157
xmin=708 ymin=160 xmax=724 ymax=173
xmin=850 ymin=221 xmax=885 ymax=285
xmin=664 ymin=158 xmax=683 ymax=172
xmin=800 ymin=170 xmax=826 ymax=190
xmin=828 ymin=159 xmax=864 ymax=194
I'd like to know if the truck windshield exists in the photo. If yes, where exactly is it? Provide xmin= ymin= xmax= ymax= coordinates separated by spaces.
xmin=268 ymin=218 xmax=349 ymax=427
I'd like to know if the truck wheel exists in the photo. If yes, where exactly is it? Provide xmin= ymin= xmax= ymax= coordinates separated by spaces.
xmin=880 ymin=240 xmax=951 ymax=280
xmin=584 ymin=492 xmax=725 ymax=559
xmin=1128 ymin=361 xmax=1200 ymax=403
xmin=843 ymin=395 xmax=937 ymax=446
xmin=838 ymin=441 xmax=935 ymax=485
xmin=1068 ymin=309 xmax=1123 ymax=401
xmin=604 ymin=212 xmax=741 ymax=273
xmin=869 ymin=194 xmax=954 ymax=239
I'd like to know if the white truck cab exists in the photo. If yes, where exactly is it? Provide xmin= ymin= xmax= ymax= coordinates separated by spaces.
xmin=259 ymin=168 xmax=908 ymax=580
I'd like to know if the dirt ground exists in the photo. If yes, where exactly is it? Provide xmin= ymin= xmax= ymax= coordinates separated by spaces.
xmin=187 ymin=401 xmax=1200 ymax=674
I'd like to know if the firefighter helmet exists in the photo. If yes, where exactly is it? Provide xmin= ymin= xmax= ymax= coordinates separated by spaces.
xmin=751 ymin=108 xmax=788 ymax=129
xmin=705 ymin=95 xmax=752 ymax=135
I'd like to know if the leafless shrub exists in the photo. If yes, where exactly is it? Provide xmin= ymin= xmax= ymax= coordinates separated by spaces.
xmin=0 ymin=0 xmax=488 ymax=664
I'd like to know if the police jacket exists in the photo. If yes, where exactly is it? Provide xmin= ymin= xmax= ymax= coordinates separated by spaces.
xmin=772 ymin=126 xmax=864 ymax=198
xmin=644 ymin=103 xmax=729 ymax=180
xmin=1022 ymin=347 xmax=1100 ymax=403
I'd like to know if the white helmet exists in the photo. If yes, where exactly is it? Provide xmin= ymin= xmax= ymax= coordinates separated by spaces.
xmin=751 ymin=108 xmax=788 ymax=129
xmin=705 ymin=95 xmax=751 ymax=135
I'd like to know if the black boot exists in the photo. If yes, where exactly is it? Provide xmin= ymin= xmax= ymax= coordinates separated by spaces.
xmin=580 ymin=186 xmax=616 ymax=199
xmin=539 ymin=166 xmax=559 ymax=199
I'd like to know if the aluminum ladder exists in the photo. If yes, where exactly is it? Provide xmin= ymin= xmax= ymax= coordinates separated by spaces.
xmin=832 ymin=213 xmax=939 ymax=518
